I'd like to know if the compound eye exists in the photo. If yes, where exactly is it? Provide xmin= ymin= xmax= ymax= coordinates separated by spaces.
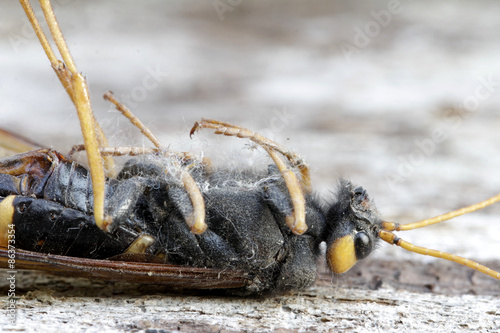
xmin=354 ymin=231 xmax=371 ymax=260
xmin=326 ymin=231 xmax=374 ymax=274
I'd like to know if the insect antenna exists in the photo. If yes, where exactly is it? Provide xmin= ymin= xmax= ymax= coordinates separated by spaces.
xmin=379 ymin=193 xmax=500 ymax=280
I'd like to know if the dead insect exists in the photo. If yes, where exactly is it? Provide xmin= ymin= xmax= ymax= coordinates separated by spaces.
xmin=1 ymin=0 xmax=499 ymax=295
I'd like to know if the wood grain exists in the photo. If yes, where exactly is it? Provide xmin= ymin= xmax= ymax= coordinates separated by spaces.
xmin=1 ymin=0 xmax=500 ymax=332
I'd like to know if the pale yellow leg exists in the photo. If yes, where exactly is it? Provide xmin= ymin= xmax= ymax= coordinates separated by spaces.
xmin=20 ymin=0 xmax=112 ymax=230
xmin=103 ymin=91 xmax=162 ymax=148
xmin=103 ymin=91 xmax=207 ymax=234
xmin=191 ymin=118 xmax=311 ymax=192
xmin=264 ymin=147 xmax=307 ymax=235
xmin=190 ymin=118 xmax=309 ymax=235
xmin=70 ymin=144 xmax=213 ymax=176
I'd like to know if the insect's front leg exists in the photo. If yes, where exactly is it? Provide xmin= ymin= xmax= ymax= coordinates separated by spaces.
xmin=190 ymin=118 xmax=309 ymax=235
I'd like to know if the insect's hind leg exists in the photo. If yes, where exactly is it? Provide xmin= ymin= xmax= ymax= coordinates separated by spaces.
xmin=20 ymin=0 xmax=112 ymax=231
xmin=190 ymin=118 xmax=309 ymax=235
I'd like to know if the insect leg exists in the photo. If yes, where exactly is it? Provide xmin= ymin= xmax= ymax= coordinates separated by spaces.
xmin=103 ymin=91 xmax=163 ymax=148
xmin=20 ymin=0 xmax=114 ymax=230
xmin=262 ymin=147 xmax=307 ymax=235
xmin=190 ymin=118 xmax=311 ymax=191
xmin=190 ymin=118 xmax=308 ymax=235
xmin=69 ymin=146 xmax=208 ymax=235
xmin=101 ymin=91 xmax=208 ymax=234
xmin=23 ymin=0 xmax=114 ymax=175
xmin=70 ymin=145 xmax=213 ymax=171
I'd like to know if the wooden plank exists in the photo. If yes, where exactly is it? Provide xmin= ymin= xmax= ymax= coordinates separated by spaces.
xmin=2 ymin=1 xmax=500 ymax=332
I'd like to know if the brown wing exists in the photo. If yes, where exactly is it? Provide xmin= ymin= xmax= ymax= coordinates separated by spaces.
xmin=0 ymin=248 xmax=250 ymax=290
xmin=0 ymin=128 xmax=43 ymax=158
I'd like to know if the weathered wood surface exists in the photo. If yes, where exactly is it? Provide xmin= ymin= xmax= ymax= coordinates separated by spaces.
xmin=1 ymin=261 xmax=499 ymax=332
xmin=1 ymin=0 xmax=500 ymax=332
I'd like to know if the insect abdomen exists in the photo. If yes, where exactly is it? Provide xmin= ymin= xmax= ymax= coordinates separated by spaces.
xmin=10 ymin=195 xmax=127 ymax=259
xmin=44 ymin=160 xmax=119 ymax=215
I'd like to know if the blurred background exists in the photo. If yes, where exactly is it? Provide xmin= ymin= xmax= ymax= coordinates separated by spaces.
xmin=1 ymin=0 xmax=500 ymax=266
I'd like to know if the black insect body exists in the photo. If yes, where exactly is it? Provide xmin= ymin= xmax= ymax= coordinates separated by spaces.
xmin=0 ymin=148 xmax=382 ymax=295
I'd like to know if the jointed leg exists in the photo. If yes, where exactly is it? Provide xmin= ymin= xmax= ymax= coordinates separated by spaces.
xmin=20 ymin=0 xmax=111 ymax=230
xmin=191 ymin=119 xmax=311 ymax=192
xmin=190 ymin=118 xmax=309 ymax=235
xmin=264 ymin=147 xmax=307 ymax=235
xmin=70 ymin=145 xmax=212 ymax=170
xmin=102 ymin=91 xmax=207 ymax=234
xmin=104 ymin=91 xmax=163 ymax=148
